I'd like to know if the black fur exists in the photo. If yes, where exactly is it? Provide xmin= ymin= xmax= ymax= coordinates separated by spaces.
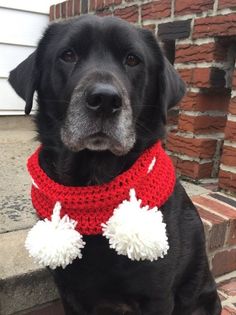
xmin=9 ymin=15 xmax=221 ymax=315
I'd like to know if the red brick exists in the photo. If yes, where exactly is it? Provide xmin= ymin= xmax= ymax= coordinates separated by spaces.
xmin=193 ymin=14 xmax=236 ymax=39
xmin=221 ymin=306 xmax=236 ymax=315
xmin=67 ymin=0 xmax=73 ymax=16
xmin=61 ymin=1 xmax=67 ymax=18
xmin=229 ymin=97 xmax=236 ymax=115
xmin=193 ymin=195 xmax=236 ymax=248
xmin=141 ymin=0 xmax=171 ymax=20
xmin=197 ymin=67 xmax=226 ymax=88
xmin=171 ymin=158 xmax=213 ymax=179
xmin=104 ymin=0 xmax=113 ymax=5
xmin=192 ymin=195 xmax=236 ymax=219
xmin=225 ymin=120 xmax=236 ymax=141
xmin=178 ymin=114 xmax=227 ymax=134
xmin=177 ymin=68 xmax=193 ymax=84
xmin=192 ymin=68 xmax=212 ymax=87
xmin=178 ymin=68 xmax=225 ymax=88
xmin=221 ymin=146 xmax=236 ymax=167
xmin=175 ymin=0 xmax=214 ymax=16
xmin=196 ymin=162 xmax=213 ymax=178
xmin=180 ymin=92 xmax=230 ymax=112
xmin=74 ymin=0 xmax=80 ymax=15
xmin=196 ymin=205 xmax=227 ymax=250
xmin=212 ymin=249 xmax=236 ymax=276
xmin=175 ymin=43 xmax=227 ymax=63
xmin=55 ymin=3 xmax=61 ymax=19
xmin=166 ymin=133 xmax=217 ymax=158
xmin=90 ymin=0 xmax=96 ymax=10
xmin=49 ymin=5 xmax=55 ymax=21
xmin=96 ymin=0 xmax=104 ymax=10
xmin=219 ymin=170 xmax=236 ymax=193
xmin=195 ymin=204 xmax=226 ymax=224
xmin=114 ymin=6 xmax=139 ymax=23
xmin=218 ymin=0 xmax=236 ymax=10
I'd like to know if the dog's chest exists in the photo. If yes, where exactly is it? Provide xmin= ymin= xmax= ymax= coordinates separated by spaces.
xmin=54 ymin=235 xmax=167 ymax=298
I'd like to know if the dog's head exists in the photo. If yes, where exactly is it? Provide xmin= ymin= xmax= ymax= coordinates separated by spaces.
xmin=9 ymin=15 xmax=185 ymax=156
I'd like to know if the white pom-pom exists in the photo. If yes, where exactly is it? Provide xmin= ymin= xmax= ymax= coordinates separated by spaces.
xmin=102 ymin=189 xmax=169 ymax=261
xmin=25 ymin=202 xmax=85 ymax=269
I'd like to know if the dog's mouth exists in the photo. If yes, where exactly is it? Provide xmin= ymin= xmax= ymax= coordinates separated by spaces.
xmin=83 ymin=132 xmax=125 ymax=154
xmin=60 ymin=109 xmax=136 ymax=155
xmin=61 ymin=128 xmax=135 ymax=156
xmin=88 ymin=132 xmax=108 ymax=146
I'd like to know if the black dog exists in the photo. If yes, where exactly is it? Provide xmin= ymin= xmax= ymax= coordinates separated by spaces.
xmin=9 ymin=15 xmax=221 ymax=315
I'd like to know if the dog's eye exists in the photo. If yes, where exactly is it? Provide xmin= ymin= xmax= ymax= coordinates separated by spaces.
xmin=60 ymin=49 xmax=77 ymax=63
xmin=125 ymin=54 xmax=140 ymax=67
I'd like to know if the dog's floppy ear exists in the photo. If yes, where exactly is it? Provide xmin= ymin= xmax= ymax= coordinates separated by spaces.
xmin=163 ymin=57 xmax=186 ymax=109
xmin=138 ymin=27 xmax=185 ymax=110
xmin=8 ymin=51 xmax=38 ymax=115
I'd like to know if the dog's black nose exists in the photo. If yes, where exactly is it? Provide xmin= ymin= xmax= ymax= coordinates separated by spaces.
xmin=86 ymin=84 xmax=122 ymax=115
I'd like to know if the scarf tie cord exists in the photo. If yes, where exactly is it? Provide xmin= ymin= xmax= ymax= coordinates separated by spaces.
xmin=25 ymin=141 xmax=176 ymax=269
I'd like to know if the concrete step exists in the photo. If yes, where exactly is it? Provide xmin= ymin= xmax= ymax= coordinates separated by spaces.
xmin=0 ymin=229 xmax=59 ymax=315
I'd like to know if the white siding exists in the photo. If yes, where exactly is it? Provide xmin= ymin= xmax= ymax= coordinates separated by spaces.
xmin=0 ymin=8 xmax=49 ymax=47
xmin=0 ymin=79 xmax=26 ymax=113
xmin=0 ymin=0 xmax=60 ymax=115
xmin=0 ymin=0 xmax=58 ymax=14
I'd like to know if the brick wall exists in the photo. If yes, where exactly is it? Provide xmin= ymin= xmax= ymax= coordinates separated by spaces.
xmin=49 ymin=0 xmax=236 ymax=195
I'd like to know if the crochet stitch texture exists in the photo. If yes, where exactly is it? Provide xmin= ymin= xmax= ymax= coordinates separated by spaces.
xmin=27 ymin=141 xmax=176 ymax=235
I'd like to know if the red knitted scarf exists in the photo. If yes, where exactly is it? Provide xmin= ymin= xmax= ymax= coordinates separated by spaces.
xmin=27 ymin=141 xmax=176 ymax=235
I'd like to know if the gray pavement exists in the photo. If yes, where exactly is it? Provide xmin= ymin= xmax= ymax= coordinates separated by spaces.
xmin=0 ymin=117 xmax=59 ymax=315
xmin=0 ymin=117 xmax=38 ymax=233
xmin=0 ymin=229 xmax=59 ymax=315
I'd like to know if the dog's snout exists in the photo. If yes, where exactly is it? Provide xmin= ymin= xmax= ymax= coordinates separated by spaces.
xmin=86 ymin=83 xmax=122 ymax=115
